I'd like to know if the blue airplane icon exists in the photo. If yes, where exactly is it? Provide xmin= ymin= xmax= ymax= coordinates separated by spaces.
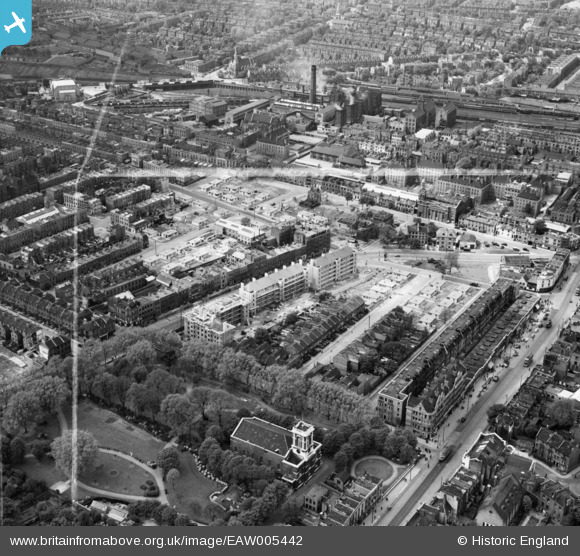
xmin=0 ymin=1 xmax=32 ymax=55
xmin=4 ymin=12 xmax=26 ymax=34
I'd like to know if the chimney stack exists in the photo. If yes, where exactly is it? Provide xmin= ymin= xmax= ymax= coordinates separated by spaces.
xmin=310 ymin=65 xmax=317 ymax=104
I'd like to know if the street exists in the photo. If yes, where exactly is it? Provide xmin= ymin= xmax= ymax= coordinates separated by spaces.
xmin=376 ymin=254 xmax=580 ymax=526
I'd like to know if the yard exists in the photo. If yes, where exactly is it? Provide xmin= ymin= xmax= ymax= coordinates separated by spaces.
xmin=166 ymin=451 xmax=219 ymax=522
xmin=81 ymin=451 xmax=158 ymax=497
xmin=62 ymin=402 xmax=166 ymax=463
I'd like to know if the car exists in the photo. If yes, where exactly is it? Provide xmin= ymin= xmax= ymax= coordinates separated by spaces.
xmin=502 ymin=243 xmax=508 ymax=246
xmin=514 ymin=351 xmax=519 ymax=356
xmin=523 ymin=248 xmax=529 ymax=252
xmin=513 ymin=247 xmax=520 ymax=251
xmin=500 ymin=245 xmax=505 ymax=249
xmin=539 ymin=323 xmax=544 ymax=328
xmin=460 ymin=417 xmax=467 ymax=423
xmin=492 ymin=242 xmax=499 ymax=246
xmin=484 ymin=242 xmax=490 ymax=247
xmin=492 ymin=376 xmax=499 ymax=382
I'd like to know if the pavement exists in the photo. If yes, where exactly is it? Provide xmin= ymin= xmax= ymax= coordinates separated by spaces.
xmin=375 ymin=254 xmax=580 ymax=526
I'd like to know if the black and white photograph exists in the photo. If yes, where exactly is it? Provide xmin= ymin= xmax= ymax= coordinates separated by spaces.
xmin=1 ymin=0 xmax=580 ymax=539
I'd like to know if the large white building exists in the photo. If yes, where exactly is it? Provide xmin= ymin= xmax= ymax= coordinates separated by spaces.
xmin=307 ymin=246 xmax=357 ymax=291
xmin=239 ymin=262 xmax=308 ymax=315
xmin=213 ymin=218 xmax=264 ymax=245
xmin=182 ymin=293 xmax=249 ymax=345
xmin=50 ymin=79 xmax=80 ymax=102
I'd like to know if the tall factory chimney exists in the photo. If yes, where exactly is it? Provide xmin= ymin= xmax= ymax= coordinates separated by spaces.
xmin=310 ymin=65 xmax=317 ymax=104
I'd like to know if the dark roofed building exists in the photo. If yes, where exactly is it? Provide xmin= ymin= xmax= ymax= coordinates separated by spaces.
xmin=533 ymin=427 xmax=580 ymax=474
xmin=475 ymin=474 xmax=525 ymax=526
xmin=231 ymin=417 xmax=321 ymax=489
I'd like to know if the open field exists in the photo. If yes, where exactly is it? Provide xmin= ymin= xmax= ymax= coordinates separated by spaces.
xmin=63 ymin=402 xmax=166 ymax=462
xmin=82 ymin=451 xmax=157 ymax=496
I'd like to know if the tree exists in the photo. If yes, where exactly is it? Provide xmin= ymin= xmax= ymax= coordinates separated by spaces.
xmin=379 ymin=224 xmax=397 ymax=244
xmin=399 ymin=443 xmax=416 ymax=464
xmin=51 ymin=430 xmax=99 ymax=478
xmin=3 ymin=391 xmax=42 ymax=432
xmin=189 ymin=386 xmax=214 ymax=420
xmin=175 ymin=514 xmax=192 ymax=526
xmin=254 ymin=328 xmax=270 ymax=344
xmin=144 ymin=368 xmax=184 ymax=400
xmin=31 ymin=439 xmax=51 ymax=461
xmin=9 ymin=437 xmax=26 ymax=464
xmin=281 ymin=498 xmax=302 ymax=524
xmin=157 ymin=446 xmax=180 ymax=478
xmin=487 ymin=404 xmax=506 ymax=423
xmin=160 ymin=394 xmax=197 ymax=438
xmin=535 ymin=219 xmax=547 ymax=235
xmin=272 ymin=370 xmax=308 ymax=413
xmin=522 ymin=495 xmax=533 ymax=513
xmin=126 ymin=339 xmax=157 ymax=367
xmin=334 ymin=449 xmax=351 ymax=471
xmin=161 ymin=506 xmax=178 ymax=526
xmin=126 ymin=383 xmax=160 ymax=418
xmin=322 ymin=429 xmax=346 ymax=456
xmin=29 ymin=376 xmax=69 ymax=414
xmin=344 ymin=191 xmax=353 ymax=205
xmin=241 ymin=216 xmax=251 ymax=226
xmin=166 ymin=468 xmax=181 ymax=491
xmin=205 ymin=425 xmax=226 ymax=445
xmin=209 ymin=390 xmax=234 ymax=427
xmin=92 ymin=373 xmax=118 ymax=405
xmin=547 ymin=400 xmax=575 ymax=429
xmin=443 ymin=249 xmax=459 ymax=274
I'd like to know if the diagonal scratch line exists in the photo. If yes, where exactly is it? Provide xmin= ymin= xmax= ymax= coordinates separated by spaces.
xmin=70 ymin=37 xmax=130 ymax=502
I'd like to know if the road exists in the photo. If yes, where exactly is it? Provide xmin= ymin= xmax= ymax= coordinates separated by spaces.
xmin=379 ymin=254 xmax=580 ymax=526
xmin=301 ymin=272 xmax=432 ymax=373
xmin=169 ymin=183 xmax=277 ymax=225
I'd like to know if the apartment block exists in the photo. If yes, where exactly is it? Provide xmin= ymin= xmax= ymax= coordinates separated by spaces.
xmin=239 ymin=262 xmax=308 ymax=316
xmin=307 ymin=246 xmax=357 ymax=291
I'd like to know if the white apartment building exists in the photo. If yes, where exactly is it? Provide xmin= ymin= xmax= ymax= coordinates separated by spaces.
xmin=239 ymin=262 xmax=308 ymax=316
xmin=307 ymin=247 xmax=357 ymax=291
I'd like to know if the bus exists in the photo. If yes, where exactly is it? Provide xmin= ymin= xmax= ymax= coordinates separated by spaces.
xmin=439 ymin=445 xmax=452 ymax=462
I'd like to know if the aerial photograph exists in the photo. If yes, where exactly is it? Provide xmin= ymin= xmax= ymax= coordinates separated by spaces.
xmin=1 ymin=0 xmax=580 ymax=529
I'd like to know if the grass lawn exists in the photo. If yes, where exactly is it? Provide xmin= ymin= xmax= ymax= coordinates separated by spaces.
xmin=81 ymin=452 xmax=157 ymax=496
xmin=166 ymin=451 xmax=218 ymax=522
xmin=62 ymin=402 xmax=166 ymax=462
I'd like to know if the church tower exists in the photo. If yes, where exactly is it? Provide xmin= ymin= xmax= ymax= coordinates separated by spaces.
xmin=291 ymin=421 xmax=315 ymax=460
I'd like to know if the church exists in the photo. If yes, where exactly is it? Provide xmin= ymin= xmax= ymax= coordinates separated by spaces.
xmin=230 ymin=417 xmax=322 ymax=489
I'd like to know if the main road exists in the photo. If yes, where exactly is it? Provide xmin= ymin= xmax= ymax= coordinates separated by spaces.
xmin=378 ymin=254 xmax=580 ymax=526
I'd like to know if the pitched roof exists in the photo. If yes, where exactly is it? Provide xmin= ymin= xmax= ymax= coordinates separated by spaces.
xmin=231 ymin=417 xmax=293 ymax=455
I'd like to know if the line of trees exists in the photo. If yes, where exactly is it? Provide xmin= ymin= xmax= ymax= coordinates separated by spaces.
xmin=176 ymin=340 xmax=372 ymax=424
